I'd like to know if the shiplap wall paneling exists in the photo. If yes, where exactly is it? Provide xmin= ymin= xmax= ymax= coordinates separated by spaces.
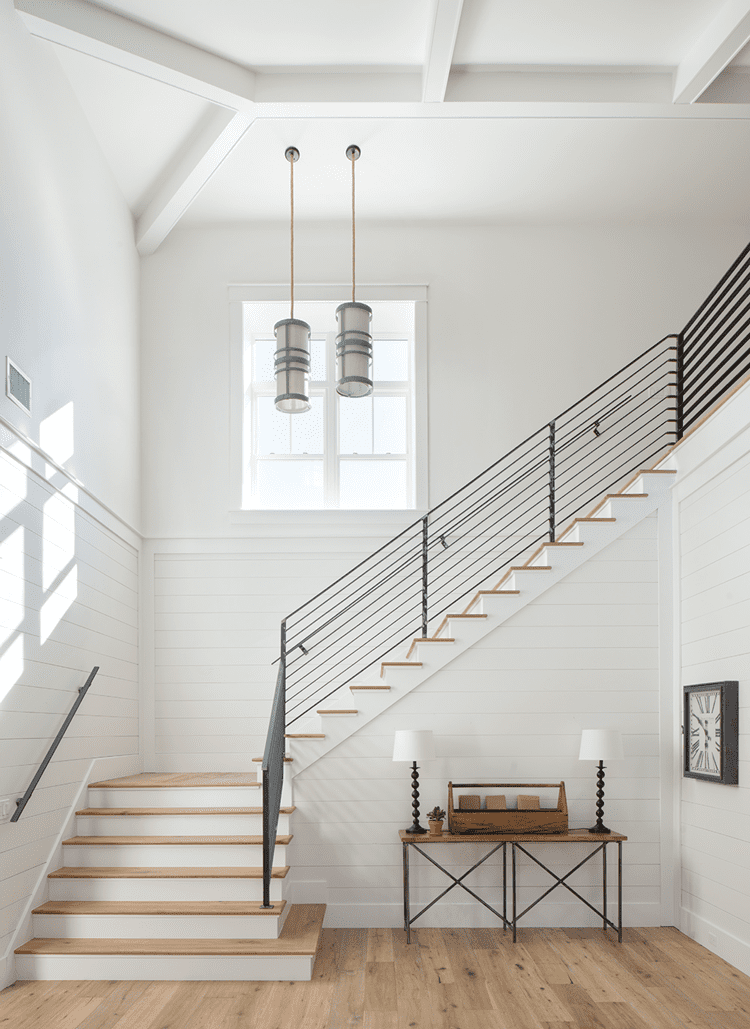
xmin=679 ymin=444 xmax=750 ymax=970
xmin=152 ymin=525 xmax=412 ymax=771
xmin=291 ymin=519 xmax=662 ymax=928
xmin=0 ymin=446 xmax=139 ymax=966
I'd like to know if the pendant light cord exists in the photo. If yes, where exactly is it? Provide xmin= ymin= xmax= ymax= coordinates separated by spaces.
xmin=290 ymin=153 xmax=295 ymax=320
xmin=351 ymin=150 xmax=356 ymax=303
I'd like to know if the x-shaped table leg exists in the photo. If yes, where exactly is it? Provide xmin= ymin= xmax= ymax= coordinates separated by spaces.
xmin=511 ymin=842 xmax=621 ymax=941
xmin=403 ymin=841 xmax=508 ymax=942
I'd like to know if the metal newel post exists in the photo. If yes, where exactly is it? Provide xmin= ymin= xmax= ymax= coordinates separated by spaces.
xmin=548 ymin=420 xmax=556 ymax=542
xmin=421 ymin=516 xmax=429 ymax=638
xmin=675 ymin=332 xmax=684 ymax=440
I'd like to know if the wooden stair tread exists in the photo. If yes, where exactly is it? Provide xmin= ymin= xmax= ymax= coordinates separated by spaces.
xmin=380 ymin=661 xmax=422 ymax=678
xmin=479 ymin=590 xmax=520 ymax=596
xmin=512 ymin=565 xmax=552 ymax=571
xmin=317 ymin=709 xmax=358 ymax=714
xmin=432 ymin=613 xmax=488 ymax=637
xmin=89 ymin=774 xmax=260 ymax=789
xmin=62 ymin=835 xmax=292 ymax=846
xmin=350 ymin=685 xmax=390 ymax=690
xmin=406 ymin=637 xmax=454 ymax=657
xmin=48 ymin=866 xmax=290 ymax=879
xmin=605 ymin=492 xmax=647 ymax=499
xmin=75 ymin=807 xmax=296 ymax=816
xmin=252 ymin=756 xmax=293 ymax=762
xmin=32 ymin=900 xmax=288 ymax=916
xmin=16 ymin=904 xmax=325 ymax=957
xmin=285 ymin=733 xmax=325 ymax=738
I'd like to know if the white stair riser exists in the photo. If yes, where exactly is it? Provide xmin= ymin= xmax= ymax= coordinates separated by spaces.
xmin=86 ymin=788 xmax=262 ymax=808
xmin=14 ymin=953 xmax=313 ymax=982
xmin=32 ymin=909 xmax=289 ymax=940
xmin=61 ymin=843 xmax=287 ymax=867
xmin=49 ymin=878 xmax=285 ymax=903
xmin=75 ymin=814 xmax=290 ymax=836
xmin=599 ymin=497 xmax=652 ymax=519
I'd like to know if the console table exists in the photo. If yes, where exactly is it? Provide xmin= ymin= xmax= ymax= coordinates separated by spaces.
xmin=400 ymin=830 xmax=627 ymax=943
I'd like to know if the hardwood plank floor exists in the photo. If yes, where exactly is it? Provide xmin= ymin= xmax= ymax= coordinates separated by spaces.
xmin=2 ymin=927 xmax=749 ymax=1029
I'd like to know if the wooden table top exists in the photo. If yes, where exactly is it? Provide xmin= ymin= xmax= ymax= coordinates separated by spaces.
xmin=399 ymin=830 xmax=627 ymax=843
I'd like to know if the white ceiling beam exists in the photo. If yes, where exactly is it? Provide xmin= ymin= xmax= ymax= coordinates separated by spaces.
xmin=15 ymin=0 xmax=256 ymax=110
xmin=136 ymin=109 xmax=254 ymax=256
xmin=673 ymin=0 xmax=750 ymax=103
xmin=422 ymin=0 xmax=464 ymax=102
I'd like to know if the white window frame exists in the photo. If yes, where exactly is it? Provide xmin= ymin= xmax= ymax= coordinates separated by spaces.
xmin=229 ymin=285 xmax=428 ymax=520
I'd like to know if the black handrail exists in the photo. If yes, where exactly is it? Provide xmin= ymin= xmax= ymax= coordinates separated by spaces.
xmin=260 ymin=241 xmax=750 ymax=900
xmin=261 ymin=644 xmax=286 ymax=908
xmin=12 ymin=666 xmax=99 ymax=822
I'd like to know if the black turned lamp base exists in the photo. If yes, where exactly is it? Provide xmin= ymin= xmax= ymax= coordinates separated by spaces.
xmin=404 ymin=760 xmax=427 ymax=835
xmin=588 ymin=760 xmax=612 ymax=835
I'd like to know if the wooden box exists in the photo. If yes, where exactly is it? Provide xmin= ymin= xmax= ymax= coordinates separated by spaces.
xmin=447 ymin=782 xmax=568 ymax=835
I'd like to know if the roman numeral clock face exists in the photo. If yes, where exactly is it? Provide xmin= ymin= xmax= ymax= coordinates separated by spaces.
xmin=689 ymin=690 xmax=722 ymax=777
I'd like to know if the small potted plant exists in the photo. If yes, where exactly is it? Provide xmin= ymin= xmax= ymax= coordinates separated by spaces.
xmin=427 ymin=806 xmax=446 ymax=836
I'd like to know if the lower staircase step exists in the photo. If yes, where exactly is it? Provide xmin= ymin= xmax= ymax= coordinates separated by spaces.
xmin=15 ymin=904 xmax=326 ymax=982
xmin=62 ymin=835 xmax=292 ymax=846
xmin=48 ymin=866 xmax=289 ymax=879
xmin=76 ymin=807 xmax=296 ymax=816
xmin=33 ymin=900 xmax=287 ymax=915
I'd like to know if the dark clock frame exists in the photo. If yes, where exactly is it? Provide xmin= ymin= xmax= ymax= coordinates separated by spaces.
xmin=683 ymin=681 xmax=739 ymax=784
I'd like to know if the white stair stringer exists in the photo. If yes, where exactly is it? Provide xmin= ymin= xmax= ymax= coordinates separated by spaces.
xmin=283 ymin=471 xmax=675 ymax=778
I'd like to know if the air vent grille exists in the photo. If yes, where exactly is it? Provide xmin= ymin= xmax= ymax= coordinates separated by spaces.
xmin=6 ymin=358 xmax=31 ymax=414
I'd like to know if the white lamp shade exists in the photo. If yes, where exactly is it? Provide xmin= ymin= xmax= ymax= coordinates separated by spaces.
xmin=579 ymin=729 xmax=624 ymax=761
xmin=392 ymin=729 xmax=435 ymax=762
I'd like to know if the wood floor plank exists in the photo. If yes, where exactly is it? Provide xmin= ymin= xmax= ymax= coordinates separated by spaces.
xmin=5 ymin=927 xmax=750 ymax=1029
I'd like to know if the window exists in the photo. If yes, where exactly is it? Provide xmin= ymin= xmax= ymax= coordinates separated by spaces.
xmin=242 ymin=300 xmax=419 ymax=510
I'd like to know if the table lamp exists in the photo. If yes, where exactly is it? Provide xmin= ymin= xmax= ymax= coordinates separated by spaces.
xmin=392 ymin=729 xmax=435 ymax=834
xmin=579 ymin=729 xmax=623 ymax=834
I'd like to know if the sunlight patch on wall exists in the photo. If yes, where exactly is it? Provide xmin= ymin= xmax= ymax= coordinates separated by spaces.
xmin=0 ymin=456 xmax=28 ymax=516
xmin=0 ymin=525 xmax=25 ymax=633
xmin=40 ymin=564 xmax=77 ymax=645
xmin=42 ymin=492 xmax=75 ymax=591
xmin=40 ymin=402 xmax=74 ymax=466
xmin=0 ymin=635 xmax=24 ymax=703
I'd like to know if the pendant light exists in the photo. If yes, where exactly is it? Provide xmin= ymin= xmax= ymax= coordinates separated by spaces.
xmin=336 ymin=145 xmax=373 ymax=398
xmin=274 ymin=146 xmax=311 ymax=414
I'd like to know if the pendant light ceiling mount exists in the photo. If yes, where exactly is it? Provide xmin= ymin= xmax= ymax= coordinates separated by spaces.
xmin=336 ymin=143 xmax=373 ymax=399
xmin=275 ymin=145 xmax=311 ymax=414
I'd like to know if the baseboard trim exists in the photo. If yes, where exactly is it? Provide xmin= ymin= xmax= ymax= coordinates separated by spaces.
xmin=680 ymin=905 xmax=750 ymax=978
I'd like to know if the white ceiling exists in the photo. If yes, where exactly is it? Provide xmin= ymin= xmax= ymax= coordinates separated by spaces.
xmin=16 ymin=0 xmax=750 ymax=252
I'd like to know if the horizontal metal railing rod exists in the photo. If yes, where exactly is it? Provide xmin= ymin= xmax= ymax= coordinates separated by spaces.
xmin=681 ymin=320 xmax=750 ymax=408
xmin=12 ymin=666 xmax=100 ymax=822
xmin=682 ymin=360 xmax=750 ymax=430
xmin=428 ymin=462 xmax=548 ymax=548
xmin=556 ymin=402 xmax=677 ymax=483
xmin=554 ymin=348 xmax=674 ymax=444
xmin=681 ymin=243 xmax=750 ymax=343
xmin=683 ymin=278 xmax=750 ymax=357
xmin=682 ymin=252 xmax=750 ymax=350
xmin=284 ymin=519 xmax=426 ymax=625
xmin=555 ymin=358 xmax=675 ymax=450
xmin=683 ymin=345 xmax=750 ymax=419
xmin=285 ymin=544 xmax=423 ymax=653
xmin=427 ymin=435 xmax=549 ymax=533
xmin=426 ymin=495 xmax=549 ymax=593
xmin=681 ymin=288 xmax=750 ymax=369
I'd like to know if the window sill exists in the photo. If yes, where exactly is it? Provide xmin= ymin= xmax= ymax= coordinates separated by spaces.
xmin=229 ymin=508 xmax=426 ymax=526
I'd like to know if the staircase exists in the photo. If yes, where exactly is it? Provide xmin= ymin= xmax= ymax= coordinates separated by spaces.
xmin=15 ymin=773 xmax=325 ymax=981
xmin=278 ymin=465 xmax=678 ymax=776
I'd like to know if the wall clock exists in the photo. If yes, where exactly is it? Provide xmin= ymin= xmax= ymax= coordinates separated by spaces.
xmin=683 ymin=681 xmax=739 ymax=784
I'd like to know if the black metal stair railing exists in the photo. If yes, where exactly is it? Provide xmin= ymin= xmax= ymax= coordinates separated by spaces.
xmin=260 ymin=240 xmax=750 ymax=908
xmin=280 ymin=333 xmax=679 ymax=729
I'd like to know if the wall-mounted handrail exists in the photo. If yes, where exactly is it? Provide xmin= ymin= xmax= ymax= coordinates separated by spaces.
xmin=12 ymin=666 xmax=99 ymax=822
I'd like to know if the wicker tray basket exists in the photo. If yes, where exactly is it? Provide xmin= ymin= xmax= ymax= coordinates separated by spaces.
xmin=447 ymin=782 xmax=568 ymax=835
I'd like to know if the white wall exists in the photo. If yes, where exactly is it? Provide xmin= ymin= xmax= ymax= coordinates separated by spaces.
xmin=291 ymin=518 xmax=661 ymax=928
xmin=674 ymin=378 xmax=750 ymax=975
xmin=140 ymin=220 xmax=748 ymax=538
xmin=0 ymin=438 xmax=140 ymax=986
xmin=0 ymin=1 xmax=140 ymax=528
xmin=0 ymin=2 xmax=141 ymax=986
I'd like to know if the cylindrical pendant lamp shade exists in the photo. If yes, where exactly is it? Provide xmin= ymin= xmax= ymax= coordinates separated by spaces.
xmin=392 ymin=729 xmax=435 ymax=762
xmin=579 ymin=729 xmax=624 ymax=761
xmin=336 ymin=302 xmax=373 ymax=397
xmin=274 ymin=318 xmax=311 ymax=413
